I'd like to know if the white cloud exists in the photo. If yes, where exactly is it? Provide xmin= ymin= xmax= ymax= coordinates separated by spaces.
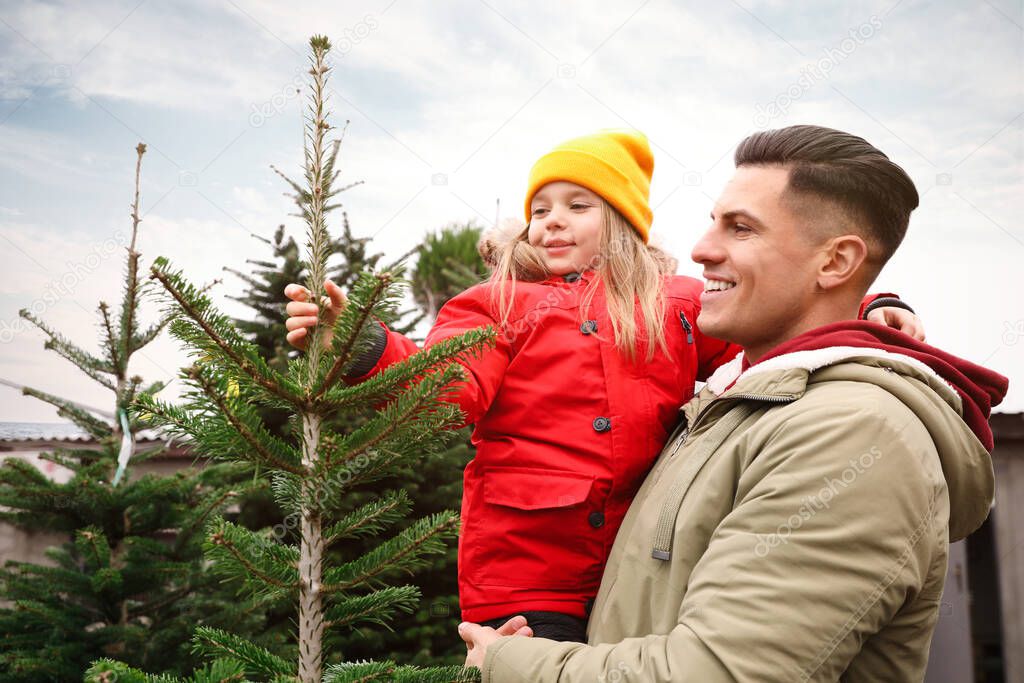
xmin=0 ymin=123 xmax=125 ymax=187
xmin=1 ymin=0 xmax=308 ymax=113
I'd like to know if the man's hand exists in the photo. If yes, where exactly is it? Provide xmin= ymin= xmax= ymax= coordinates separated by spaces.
xmin=284 ymin=279 xmax=348 ymax=350
xmin=867 ymin=306 xmax=926 ymax=342
xmin=459 ymin=615 xmax=534 ymax=670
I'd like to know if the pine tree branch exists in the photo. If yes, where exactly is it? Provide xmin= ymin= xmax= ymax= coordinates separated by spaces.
xmin=20 ymin=386 xmax=112 ymax=439
xmin=19 ymin=309 xmax=117 ymax=390
xmin=322 ymin=491 xmax=410 ymax=547
xmin=0 ymin=456 xmax=49 ymax=487
xmin=322 ymin=512 xmax=459 ymax=594
xmin=36 ymin=450 xmax=82 ymax=471
xmin=318 ymin=362 xmax=466 ymax=481
xmin=322 ymin=662 xmax=479 ymax=683
xmin=122 ymin=374 xmax=144 ymax=410
xmin=2 ymin=559 xmax=94 ymax=598
xmin=319 ymin=326 xmax=494 ymax=411
xmin=130 ymin=311 xmax=176 ymax=352
xmin=205 ymin=519 xmax=298 ymax=595
xmin=322 ymin=179 xmax=363 ymax=201
xmin=128 ymin=381 xmax=167 ymax=437
xmin=270 ymin=164 xmax=306 ymax=200
xmin=321 ymin=120 xmax=345 ymax=191
xmin=98 ymin=301 xmax=123 ymax=375
xmin=191 ymin=626 xmax=295 ymax=678
xmin=208 ymin=538 xmax=294 ymax=591
xmin=134 ymin=392 xmax=301 ymax=475
xmin=76 ymin=527 xmax=112 ymax=570
xmin=10 ymin=598 xmax=78 ymax=628
xmin=323 ymin=585 xmax=419 ymax=631
xmin=86 ymin=658 xmax=209 ymax=682
xmin=124 ymin=583 xmax=193 ymax=621
xmin=186 ymin=366 xmax=305 ymax=475
xmin=0 ymin=460 xmax=82 ymax=528
xmin=135 ymin=379 xmax=167 ymax=399
xmin=149 ymin=261 xmax=301 ymax=404
xmin=321 ymin=662 xmax=399 ymax=683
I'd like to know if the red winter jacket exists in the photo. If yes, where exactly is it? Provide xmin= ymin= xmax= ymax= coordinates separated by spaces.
xmin=349 ymin=272 xmax=889 ymax=622
xmin=350 ymin=270 xmax=737 ymax=621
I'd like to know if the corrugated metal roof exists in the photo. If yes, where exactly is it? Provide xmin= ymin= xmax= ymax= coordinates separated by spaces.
xmin=0 ymin=422 xmax=167 ymax=443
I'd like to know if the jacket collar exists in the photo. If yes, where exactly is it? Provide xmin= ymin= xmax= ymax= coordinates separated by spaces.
xmin=704 ymin=346 xmax=961 ymax=407
xmin=542 ymin=269 xmax=597 ymax=285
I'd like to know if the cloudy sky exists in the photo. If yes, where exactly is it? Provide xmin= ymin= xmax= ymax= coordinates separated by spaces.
xmin=1 ymin=0 xmax=1022 ymax=422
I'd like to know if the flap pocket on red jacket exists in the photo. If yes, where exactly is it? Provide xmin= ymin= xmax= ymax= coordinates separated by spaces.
xmin=482 ymin=466 xmax=594 ymax=510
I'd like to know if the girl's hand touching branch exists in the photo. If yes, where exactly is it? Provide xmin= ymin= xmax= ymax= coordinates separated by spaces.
xmin=284 ymin=279 xmax=348 ymax=350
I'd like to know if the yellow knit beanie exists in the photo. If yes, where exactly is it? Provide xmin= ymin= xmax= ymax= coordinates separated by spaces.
xmin=524 ymin=129 xmax=654 ymax=243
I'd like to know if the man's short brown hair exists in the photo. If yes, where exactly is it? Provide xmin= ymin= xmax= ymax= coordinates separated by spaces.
xmin=735 ymin=125 xmax=919 ymax=268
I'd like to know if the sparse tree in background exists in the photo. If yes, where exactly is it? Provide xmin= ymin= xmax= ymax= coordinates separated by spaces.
xmin=0 ymin=144 xmax=262 ymax=682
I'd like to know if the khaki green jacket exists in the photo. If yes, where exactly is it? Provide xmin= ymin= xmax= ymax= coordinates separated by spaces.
xmin=483 ymin=348 xmax=994 ymax=682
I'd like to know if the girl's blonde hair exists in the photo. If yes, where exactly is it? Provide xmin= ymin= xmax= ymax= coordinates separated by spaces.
xmin=485 ymin=201 xmax=677 ymax=362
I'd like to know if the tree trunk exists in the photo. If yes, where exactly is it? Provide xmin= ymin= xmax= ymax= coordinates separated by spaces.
xmin=297 ymin=413 xmax=324 ymax=683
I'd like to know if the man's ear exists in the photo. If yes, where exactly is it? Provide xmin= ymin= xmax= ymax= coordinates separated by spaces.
xmin=817 ymin=234 xmax=869 ymax=291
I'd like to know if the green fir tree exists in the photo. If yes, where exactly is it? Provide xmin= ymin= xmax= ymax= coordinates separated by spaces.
xmin=88 ymin=36 xmax=490 ymax=683
xmin=0 ymin=144 xmax=262 ymax=681
xmin=221 ymin=120 xmax=445 ymax=668
xmin=223 ymin=140 xmax=493 ymax=674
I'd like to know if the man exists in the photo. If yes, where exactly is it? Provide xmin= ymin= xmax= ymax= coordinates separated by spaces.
xmin=459 ymin=125 xmax=1008 ymax=681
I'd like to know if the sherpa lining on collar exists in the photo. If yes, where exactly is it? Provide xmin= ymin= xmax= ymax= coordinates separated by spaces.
xmin=704 ymin=346 xmax=959 ymax=403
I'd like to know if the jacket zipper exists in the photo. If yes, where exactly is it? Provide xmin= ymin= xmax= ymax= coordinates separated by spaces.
xmin=676 ymin=393 xmax=796 ymax=454
xmin=678 ymin=311 xmax=694 ymax=344
xmin=651 ymin=392 xmax=797 ymax=561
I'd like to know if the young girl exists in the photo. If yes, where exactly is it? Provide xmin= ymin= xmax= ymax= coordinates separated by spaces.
xmin=284 ymin=130 xmax=921 ymax=642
